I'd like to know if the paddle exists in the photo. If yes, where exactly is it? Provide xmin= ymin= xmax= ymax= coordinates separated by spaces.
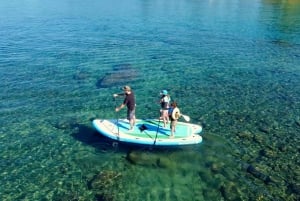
xmin=153 ymin=115 xmax=161 ymax=146
xmin=113 ymin=97 xmax=120 ymax=140
xmin=181 ymin=114 xmax=190 ymax=122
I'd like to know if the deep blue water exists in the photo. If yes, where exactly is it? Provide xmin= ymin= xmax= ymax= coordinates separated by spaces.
xmin=1 ymin=0 xmax=300 ymax=200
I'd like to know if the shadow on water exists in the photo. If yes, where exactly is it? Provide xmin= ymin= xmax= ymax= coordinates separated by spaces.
xmin=70 ymin=123 xmax=127 ymax=153
xmin=70 ymin=122 xmax=187 ymax=154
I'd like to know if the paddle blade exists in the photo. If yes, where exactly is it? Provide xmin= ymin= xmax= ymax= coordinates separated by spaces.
xmin=182 ymin=114 xmax=190 ymax=122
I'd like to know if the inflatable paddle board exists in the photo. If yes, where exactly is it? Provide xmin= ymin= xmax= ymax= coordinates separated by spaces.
xmin=92 ymin=119 xmax=203 ymax=146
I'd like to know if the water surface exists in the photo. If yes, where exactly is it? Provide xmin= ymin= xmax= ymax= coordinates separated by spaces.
xmin=0 ymin=0 xmax=300 ymax=200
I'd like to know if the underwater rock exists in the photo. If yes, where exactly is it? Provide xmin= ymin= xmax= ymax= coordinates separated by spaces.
xmin=126 ymin=151 xmax=174 ymax=169
xmin=112 ymin=63 xmax=131 ymax=71
xmin=88 ymin=170 xmax=122 ymax=201
xmin=210 ymin=162 xmax=224 ymax=173
xmin=198 ymin=169 xmax=212 ymax=182
xmin=259 ymin=149 xmax=277 ymax=158
xmin=54 ymin=118 xmax=80 ymax=130
xmin=127 ymin=151 xmax=155 ymax=166
xmin=271 ymin=39 xmax=293 ymax=48
xmin=221 ymin=168 xmax=236 ymax=181
xmin=150 ymin=55 xmax=158 ymax=60
xmin=96 ymin=72 xmax=136 ymax=88
xmin=241 ymin=163 xmax=272 ymax=184
xmin=219 ymin=181 xmax=241 ymax=201
xmin=161 ymin=66 xmax=170 ymax=72
xmin=258 ymin=126 xmax=270 ymax=134
xmin=236 ymin=131 xmax=252 ymax=140
xmin=53 ymin=192 xmax=80 ymax=201
xmin=253 ymin=134 xmax=265 ymax=144
xmin=287 ymin=182 xmax=300 ymax=195
xmin=218 ymin=119 xmax=226 ymax=126
xmin=89 ymin=170 xmax=121 ymax=189
xmin=96 ymin=63 xmax=138 ymax=88
xmin=73 ymin=71 xmax=90 ymax=80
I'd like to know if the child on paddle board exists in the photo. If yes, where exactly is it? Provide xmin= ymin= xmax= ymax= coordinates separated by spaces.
xmin=168 ymin=101 xmax=181 ymax=138
xmin=159 ymin=90 xmax=171 ymax=128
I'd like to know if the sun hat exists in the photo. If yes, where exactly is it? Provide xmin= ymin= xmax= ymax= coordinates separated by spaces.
xmin=123 ymin=85 xmax=131 ymax=91
xmin=161 ymin=90 xmax=168 ymax=95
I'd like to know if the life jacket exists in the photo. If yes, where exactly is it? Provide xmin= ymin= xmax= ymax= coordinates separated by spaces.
xmin=161 ymin=95 xmax=171 ymax=109
xmin=168 ymin=107 xmax=180 ymax=120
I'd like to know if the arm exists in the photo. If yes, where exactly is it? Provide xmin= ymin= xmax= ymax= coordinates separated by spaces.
xmin=115 ymin=103 xmax=125 ymax=112
xmin=113 ymin=93 xmax=125 ymax=98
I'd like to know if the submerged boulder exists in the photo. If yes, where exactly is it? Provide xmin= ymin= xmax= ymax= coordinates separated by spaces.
xmin=126 ymin=150 xmax=175 ymax=169
xmin=241 ymin=163 xmax=272 ymax=184
xmin=96 ymin=63 xmax=138 ymax=88
xmin=73 ymin=71 xmax=90 ymax=81
xmin=220 ymin=181 xmax=241 ymax=201
xmin=88 ymin=170 xmax=122 ymax=201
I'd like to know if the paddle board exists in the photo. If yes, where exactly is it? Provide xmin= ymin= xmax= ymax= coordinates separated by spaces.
xmin=92 ymin=119 xmax=203 ymax=146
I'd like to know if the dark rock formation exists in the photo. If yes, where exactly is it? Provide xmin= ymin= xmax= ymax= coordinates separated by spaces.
xmin=96 ymin=63 xmax=138 ymax=88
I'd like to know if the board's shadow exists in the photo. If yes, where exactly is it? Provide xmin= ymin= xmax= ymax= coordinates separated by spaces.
xmin=71 ymin=123 xmax=157 ymax=152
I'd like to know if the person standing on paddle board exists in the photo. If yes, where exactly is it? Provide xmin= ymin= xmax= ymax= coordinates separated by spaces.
xmin=113 ymin=85 xmax=136 ymax=131
xmin=159 ymin=90 xmax=171 ymax=128
xmin=168 ymin=101 xmax=181 ymax=138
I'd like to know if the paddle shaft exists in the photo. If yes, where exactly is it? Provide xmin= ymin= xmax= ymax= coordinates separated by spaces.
xmin=114 ymin=98 xmax=120 ymax=139
xmin=181 ymin=114 xmax=190 ymax=122
xmin=153 ymin=111 xmax=161 ymax=146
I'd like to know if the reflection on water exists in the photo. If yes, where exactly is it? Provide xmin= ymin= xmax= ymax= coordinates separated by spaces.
xmin=262 ymin=0 xmax=300 ymax=41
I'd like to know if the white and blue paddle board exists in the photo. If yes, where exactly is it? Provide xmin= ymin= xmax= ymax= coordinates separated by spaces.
xmin=92 ymin=119 xmax=203 ymax=146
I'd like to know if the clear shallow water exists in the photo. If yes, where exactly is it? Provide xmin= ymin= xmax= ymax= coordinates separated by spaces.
xmin=1 ymin=0 xmax=300 ymax=200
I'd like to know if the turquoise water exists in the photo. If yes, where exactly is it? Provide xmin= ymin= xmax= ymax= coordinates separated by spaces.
xmin=1 ymin=0 xmax=300 ymax=200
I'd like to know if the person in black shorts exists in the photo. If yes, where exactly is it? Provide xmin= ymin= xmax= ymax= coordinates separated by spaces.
xmin=113 ymin=85 xmax=136 ymax=131
xmin=159 ymin=90 xmax=171 ymax=128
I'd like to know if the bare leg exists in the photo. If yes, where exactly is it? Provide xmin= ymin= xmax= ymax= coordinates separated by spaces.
xmin=163 ymin=110 xmax=168 ymax=127
xmin=166 ymin=115 xmax=169 ymax=124
xmin=170 ymin=128 xmax=174 ymax=138
xmin=130 ymin=115 xmax=136 ymax=130
xmin=169 ymin=121 xmax=175 ymax=138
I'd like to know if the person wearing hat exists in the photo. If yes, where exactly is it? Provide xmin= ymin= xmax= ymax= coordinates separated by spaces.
xmin=113 ymin=85 xmax=136 ymax=131
xmin=159 ymin=89 xmax=171 ymax=128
